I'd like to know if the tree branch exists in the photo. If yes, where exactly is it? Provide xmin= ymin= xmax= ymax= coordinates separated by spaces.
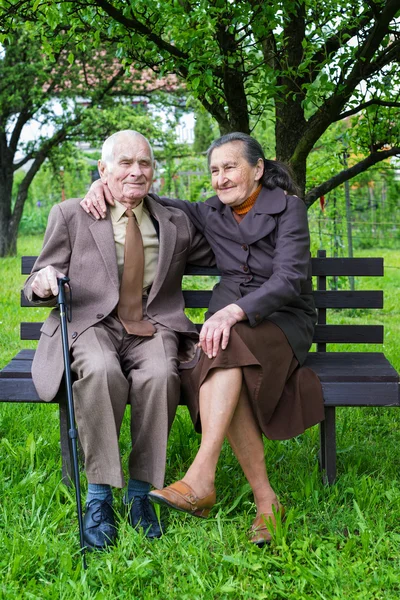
xmin=293 ymin=7 xmax=400 ymax=167
xmin=308 ymin=5 xmax=376 ymax=84
xmin=8 ymin=108 xmax=34 ymax=157
xmin=94 ymin=0 xmax=189 ymax=62
xmin=13 ymin=154 xmax=34 ymax=171
xmin=338 ymin=99 xmax=400 ymax=120
xmin=304 ymin=147 xmax=400 ymax=207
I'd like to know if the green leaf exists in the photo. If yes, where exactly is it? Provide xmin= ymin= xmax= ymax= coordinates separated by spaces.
xmin=191 ymin=77 xmax=201 ymax=90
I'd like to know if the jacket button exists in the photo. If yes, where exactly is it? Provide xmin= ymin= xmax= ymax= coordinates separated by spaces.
xmin=96 ymin=314 xmax=104 ymax=319
xmin=255 ymin=314 xmax=261 ymax=322
xmin=242 ymin=265 xmax=249 ymax=272
xmin=241 ymin=244 xmax=248 ymax=251
xmin=71 ymin=332 xmax=78 ymax=339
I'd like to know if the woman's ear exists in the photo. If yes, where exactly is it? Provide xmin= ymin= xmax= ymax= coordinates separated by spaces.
xmin=255 ymin=157 xmax=264 ymax=181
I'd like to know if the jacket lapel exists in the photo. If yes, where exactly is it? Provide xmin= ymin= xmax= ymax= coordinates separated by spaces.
xmin=205 ymin=186 xmax=287 ymax=245
xmin=89 ymin=215 xmax=119 ymax=291
xmin=145 ymin=195 xmax=177 ymax=303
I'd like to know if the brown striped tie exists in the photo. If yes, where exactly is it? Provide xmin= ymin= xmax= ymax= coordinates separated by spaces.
xmin=117 ymin=209 xmax=155 ymax=336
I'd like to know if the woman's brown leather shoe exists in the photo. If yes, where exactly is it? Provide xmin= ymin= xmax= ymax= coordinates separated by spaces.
xmin=149 ymin=481 xmax=216 ymax=518
xmin=249 ymin=505 xmax=285 ymax=547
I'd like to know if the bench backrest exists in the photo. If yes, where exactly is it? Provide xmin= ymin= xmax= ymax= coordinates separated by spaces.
xmin=21 ymin=250 xmax=384 ymax=352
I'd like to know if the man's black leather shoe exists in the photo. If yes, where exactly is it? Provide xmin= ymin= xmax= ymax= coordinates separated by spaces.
xmin=125 ymin=495 xmax=163 ymax=539
xmin=83 ymin=499 xmax=117 ymax=550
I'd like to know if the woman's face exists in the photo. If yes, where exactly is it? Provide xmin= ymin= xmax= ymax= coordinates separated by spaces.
xmin=209 ymin=141 xmax=264 ymax=207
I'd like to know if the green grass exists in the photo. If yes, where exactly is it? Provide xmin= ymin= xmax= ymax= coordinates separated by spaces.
xmin=0 ymin=236 xmax=399 ymax=599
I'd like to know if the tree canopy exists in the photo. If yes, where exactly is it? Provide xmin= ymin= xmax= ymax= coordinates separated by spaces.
xmin=0 ymin=20 xmax=178 ymax=255
xmin=2 ymin=0 xmax=399 ymax=203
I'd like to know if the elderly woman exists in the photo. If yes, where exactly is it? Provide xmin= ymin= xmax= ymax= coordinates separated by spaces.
xmin=82 ymin=132 xmax=324 ymax=546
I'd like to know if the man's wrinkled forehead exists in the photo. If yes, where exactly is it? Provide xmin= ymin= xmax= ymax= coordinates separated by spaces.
xmin=112 ymin=136 xmax=152 ymax=162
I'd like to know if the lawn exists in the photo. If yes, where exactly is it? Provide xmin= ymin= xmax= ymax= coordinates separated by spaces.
xmin=0 ymin=236 xmax=399 ymax=599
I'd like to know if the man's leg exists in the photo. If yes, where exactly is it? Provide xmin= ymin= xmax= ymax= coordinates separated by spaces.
xmin=120 ymin=326 xmax=180 ymax=538
xmin=71 ymin=322 xmax=129 ymax=488
xmin=121 ymin=326 xmax=180 ymax=489
xmin=71 ymin=320 xmax=129 ymax=548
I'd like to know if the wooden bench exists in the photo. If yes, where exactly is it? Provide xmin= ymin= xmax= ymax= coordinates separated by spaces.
xmin=0 ymin=250 xmax=399 ymax=485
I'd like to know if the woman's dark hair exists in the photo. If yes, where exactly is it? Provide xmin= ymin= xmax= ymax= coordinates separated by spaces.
xmin=207 ymin=132 xmax=299 ymax=196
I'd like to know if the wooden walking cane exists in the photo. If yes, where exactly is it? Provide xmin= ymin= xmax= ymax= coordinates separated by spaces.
xmin=57 ymin=277 xmax=87 ymax=570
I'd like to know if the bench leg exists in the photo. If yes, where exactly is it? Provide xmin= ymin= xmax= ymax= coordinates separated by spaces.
xmin=59 ymin=400 xmax=73 ymax=487
xmin=319 ymin=407 xmax=337 ymax=485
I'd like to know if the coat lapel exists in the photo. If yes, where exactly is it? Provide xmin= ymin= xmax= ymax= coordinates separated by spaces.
xmin=145 ymin=195 xmax=177 ymax=303
xmin=205 ymin=186 xmax=287 ymax=245
xmin=89 ymin=215 xmax=119 ymax=291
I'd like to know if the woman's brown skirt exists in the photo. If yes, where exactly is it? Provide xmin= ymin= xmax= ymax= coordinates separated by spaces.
xmin=180 ymin=320 xmax=324 ymax=440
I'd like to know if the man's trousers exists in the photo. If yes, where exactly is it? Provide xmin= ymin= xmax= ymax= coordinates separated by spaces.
xmin=70 ymin=314 xmax=180 ymax=489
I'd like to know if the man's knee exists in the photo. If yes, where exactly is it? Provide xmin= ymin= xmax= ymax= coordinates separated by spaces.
xmin=152 ymin=357 xmax=180 ymax=388
xmin=75 ymin=358 xmax=126 ymax=389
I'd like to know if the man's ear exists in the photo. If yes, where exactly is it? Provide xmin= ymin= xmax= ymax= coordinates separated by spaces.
xmin=98 ymin=160 xmax=108 ymax=183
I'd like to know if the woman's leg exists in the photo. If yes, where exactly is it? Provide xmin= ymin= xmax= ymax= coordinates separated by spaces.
xmin=226 ymin=387 xmax=278 ymax=516
xmin=182 ymin=366 xmax=243 ymax=497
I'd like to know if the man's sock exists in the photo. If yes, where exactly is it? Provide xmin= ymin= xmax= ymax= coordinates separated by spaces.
xmin=126 ymin=479 xmax=151 ymax=503
xmin=86 ymin=483 xmax=113 ymax=506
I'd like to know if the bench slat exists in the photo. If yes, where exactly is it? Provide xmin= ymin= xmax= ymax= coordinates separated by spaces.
xmin=310 ymin=257 xmax=383 ymax=277
xmin=320 ymin=382 xmax=399 ymax=407
xmin=4 ymin=352 xmax=397 ymax=383
xmin=22 ymin=256 xmax=384 ymax=277
xmin=20 ymin=289 xmax=384 ymax=310
xmin=313 ymin=290 xmax=383 ymax=309
xmin=13 ymin=349 xmax=35 ymax=360
xmin=304 ymin=352 xmax=399 ymax=382
xmin=313 ymin=325 xmax=383 ymax=344
xmin=0 ymin=377 xmax=41 ymax=401
xmin=0 ymin=360 xmax=34 ymax=378
xmin=20 ymin=322 xmax=385 ymax=344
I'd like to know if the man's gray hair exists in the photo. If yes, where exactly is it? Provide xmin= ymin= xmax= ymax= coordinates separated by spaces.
xmin=101 ymin=130 xmax=154 ymax=168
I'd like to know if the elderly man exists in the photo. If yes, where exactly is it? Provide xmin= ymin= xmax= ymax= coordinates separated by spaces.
xmin=24 ymin=130 xmax=212 ymax=549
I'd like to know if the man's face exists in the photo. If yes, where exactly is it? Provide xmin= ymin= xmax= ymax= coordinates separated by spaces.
xmin=99 ymin=135 xmax=154 ymax=208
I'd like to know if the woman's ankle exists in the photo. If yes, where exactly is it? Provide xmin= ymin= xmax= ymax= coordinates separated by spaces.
xmin=182 ymin=470 xmax=215 ymax=498
xmin=253 ymin=488 xmax=279 ymax=515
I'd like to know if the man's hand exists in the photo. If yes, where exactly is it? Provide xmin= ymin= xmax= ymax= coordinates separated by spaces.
xmin=80 ymin=180 xmax=114 ymax=220
xmin=31 ymin=266 xmax=67 ymax=298
xmin=199 ymin=303 xmax=246 ymax=359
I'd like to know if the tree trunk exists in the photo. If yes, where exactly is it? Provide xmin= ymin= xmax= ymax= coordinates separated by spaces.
xmin=0 ymin=214 xmax=17 ymax=256
xmin=0 ymin=183 xmax=29 ymax=256
xmin=275 ymin=101 xmax=307 ymax=196
xmin=0 ymin=162 xmax=17 ymax=255
xmin=274 ymin=2 xmax=308 ymax=196
xmin=0 ymin=148 xmax=46 ymax=256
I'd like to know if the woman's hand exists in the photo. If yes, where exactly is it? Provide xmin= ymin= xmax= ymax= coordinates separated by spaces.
xmin=199 ymin=304 xmax=246 ymax=358
xmin=80 ymin=180 xmax=114 ymax=219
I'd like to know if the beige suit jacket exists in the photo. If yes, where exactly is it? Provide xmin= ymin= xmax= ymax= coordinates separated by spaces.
xmin=24 ymin=194 xmax=213 ymax=402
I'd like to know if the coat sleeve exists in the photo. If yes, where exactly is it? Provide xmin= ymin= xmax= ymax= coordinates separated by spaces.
xmin=184 ymin=214 xmax=216 ymax=267
xmin=154 ymin=194 xmax=215 ymax=266
xmin=23 ymin=204 xmax=72 ymax=307
xmin=235 ymin=196 xmax=311 ymax=326
xmin=157 ymin=196 xmax=208 ymax=233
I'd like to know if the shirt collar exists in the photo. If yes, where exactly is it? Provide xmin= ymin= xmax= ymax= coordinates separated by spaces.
xmin=110 ymin=198 xmax=145 ymax=226
xmin=204 ymin=186 xmax=287 ymax=215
